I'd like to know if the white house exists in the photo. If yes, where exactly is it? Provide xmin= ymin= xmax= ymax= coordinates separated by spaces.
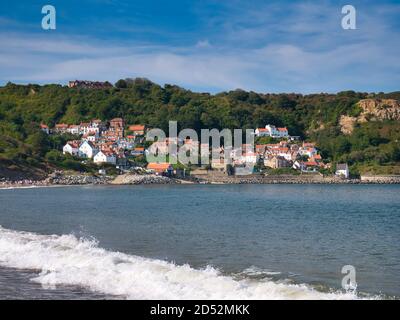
xmin=78 ymin=141 xmax=98 ymax=159
xmin=335 ymin=163 xmax=349 ymax=179
xmin=63 ymin=141 xmax=80 ymax=156
xmin=93 ymin=151 xmax=117 ymax=165
xmin=265 ymin=125 xmax=289 ymax=138
xmin=255 ymin=127 xmax=271 ymax=137
xmin=299 ymin=146 xmax=318 ymax=158
xmin=255 ymin=125 xmax=289 ymax=138
xmin=66 ymin=125 xmax=80 ymax=135
xmin=82 ymin=132 xmax=99 ymax=143
xmin=237 ymin=152 xmax=259 ymax=165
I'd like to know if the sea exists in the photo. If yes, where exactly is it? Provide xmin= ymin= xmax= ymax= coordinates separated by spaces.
xmin=0 ymin=184 xmax=399 ymax=299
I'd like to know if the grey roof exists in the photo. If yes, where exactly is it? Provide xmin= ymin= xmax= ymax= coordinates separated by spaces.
xmin=336 ymin=163 xmax=348 ymax=170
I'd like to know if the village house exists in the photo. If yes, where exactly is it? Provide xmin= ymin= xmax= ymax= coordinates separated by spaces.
xmin=93 ymin=151 xmax=117 ymax=165
xmin=128 ymin=124 xmax=146 ymax=136
xmin=67 ymin=124 xmax=80 ymax=135
xmin=40 ymin=124 xmax=49 ymax=134
xmin=109 ymin=118 xmax=125 ymax=138
xmin=255 ymin=125 xmax=289 ymax=138
xmin=147 ymin=162 xmax=173 ymax=175
xmin=82 ymin=131 xmax=99 ymax=143
xmin=78 ymin=141 xmax=98 ymax=159
xmin=131 ymin=147 xmax=145 ymax=156
xmin=293 ymin=160 xmax=320 ymax=172
xmin=264 ymin=155 xmax=291 ymax=169
xmin=335 ymin=163 xmax=349 ymax=179
xmin=63 ymin=141 xmax=80 ymax=156
xmin=299 ymin=144 xmax=318 ymax=158
xmin=54 ymin=123 xmax=69 ymax=134
xmin=68 ymin=80 xmax=113 ymax=89
xmin=239 ymin=152 xmax=259 ymax=165
xmin=255 ymin=128 xmax=270 ymax=137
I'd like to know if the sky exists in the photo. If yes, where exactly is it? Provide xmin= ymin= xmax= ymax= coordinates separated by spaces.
xmin=0 ymin=0 xmax=399 ymax=93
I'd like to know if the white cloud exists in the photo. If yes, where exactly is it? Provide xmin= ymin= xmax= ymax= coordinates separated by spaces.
xmin=0 ymin=1 xmax=399 ymax=93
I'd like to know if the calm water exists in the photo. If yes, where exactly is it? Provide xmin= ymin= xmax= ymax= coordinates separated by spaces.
xmin=0 ymin=184 xmax=399 ymax=299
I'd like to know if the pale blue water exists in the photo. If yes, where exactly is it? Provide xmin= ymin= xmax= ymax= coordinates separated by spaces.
xmin=0 ymin=184 xmax=399 ymax=299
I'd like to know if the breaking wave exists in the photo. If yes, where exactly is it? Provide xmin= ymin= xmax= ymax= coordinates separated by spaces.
xmin=0 ymin=226 xmax=376 ymax=300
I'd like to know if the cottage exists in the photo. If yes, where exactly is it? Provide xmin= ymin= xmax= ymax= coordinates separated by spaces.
xmin=255 ymin=128 xmax=270 ymax=137
xmin=82 ymin=131 xmax=98 ymax=142
xmin=336 ymin=163 xmax=349 ymax=179
xmin=264 ymin=155 xmax=291 ymax=169
xmin=128 ymin=124 xmax=146 ymax=136
xmin=303 ymin=161 xmax=320 ymax=172
xmin=147 ymin=162 xmax=173 ymax=174
xmin=67 ymin=124 xmax=80 ymax=135
xmin=78 ymin=141 xmax=98 ymax=159
xmin=63 ymin=141 xmax=80 ymax=156
xmin=40 ymin=124 xmax=49 ymax=134
xmin=255 ymin=125 xmax=289 ymax=138
xmin=93 ymin=151 xmax=117 ymax=165
xmin=55 ymin=123 xmax=69 ymax=134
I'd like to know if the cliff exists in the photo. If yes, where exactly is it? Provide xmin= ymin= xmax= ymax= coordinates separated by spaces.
xmin=340 ymin=99 xmax=400 ymax=134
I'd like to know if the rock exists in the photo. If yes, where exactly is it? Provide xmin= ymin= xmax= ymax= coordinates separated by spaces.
xmin=45 ymin=174 xmax=113 ymax=185
xmin=339 ymin=99 xmax=400 ymax=135
xmin=358 ymin=99 xmax=400 ymax=121
xmin=111 ymin=174 xmax=176 ymax=185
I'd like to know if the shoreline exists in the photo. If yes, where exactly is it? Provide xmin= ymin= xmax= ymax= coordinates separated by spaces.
xmin=1 ymin=174 xmax=400 ymax=189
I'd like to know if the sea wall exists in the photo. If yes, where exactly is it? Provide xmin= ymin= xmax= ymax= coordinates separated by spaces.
xmin=360 ymin=175 xmax=400 ymax=184
xmin=191 ymin=172 xmax=400 ymax=184
xmin=46 ymin=173 xmax=114 ymax=185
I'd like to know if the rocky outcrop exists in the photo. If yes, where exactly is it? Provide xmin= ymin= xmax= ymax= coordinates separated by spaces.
xmin=358 ymin=99 xmax=400 ymax=121
xmin=111 ymin=174 xmax=177 ymax=185
xmin=339 ymin=115 xmax=357 ymax=135
xmin=46 ymin=172 xmax=113 ymax=185
xmin=340 ymin=99 xmax=400 ymax=134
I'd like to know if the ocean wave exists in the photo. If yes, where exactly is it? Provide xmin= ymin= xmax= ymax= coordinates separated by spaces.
xmin=0 ymin=226 xmax=374 ymax=300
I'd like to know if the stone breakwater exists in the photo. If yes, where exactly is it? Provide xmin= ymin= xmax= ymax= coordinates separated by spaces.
xmin=111 ymin=174 xmax=177 ymax=185
xmin=192 ymin=173 xmax=400 ymax=184
xmin=2 ymin=173 xmax=399 ymax=188
xmin=46 ymin=173 xmax=114 ymax=185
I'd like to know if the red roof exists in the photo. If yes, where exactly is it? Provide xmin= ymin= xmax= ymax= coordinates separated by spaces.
xmin=277 ymin=127 xmax=288 ymax=132
xmin=129 ymin=125 xmax=145 ymax=131
xmin=55 ymin=123 xmax=68 ymax=129
xmin=147 ymin=163 xmax=171 ymax=171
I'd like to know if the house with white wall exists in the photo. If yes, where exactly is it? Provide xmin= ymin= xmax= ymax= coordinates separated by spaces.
xmin=335 ymin=163 xmax=349 ymax=179
xmin=255 ymin=125 xmax=289 ymax=138
xmin=78 ymin=141 xmax=98 ymax=159
xmin=63 ymin=141 xmax=80 ymax=156
xmin=93 ymin=151 xmax=117 ymax=165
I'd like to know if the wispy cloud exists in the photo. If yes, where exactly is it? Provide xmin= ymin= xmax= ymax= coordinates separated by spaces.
xmin=0 ymin=0 xmax=399 ymax=93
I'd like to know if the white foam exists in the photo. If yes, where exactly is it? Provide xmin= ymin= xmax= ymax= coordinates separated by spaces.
xmin=0 ymin=226 xmax=370 ymax=300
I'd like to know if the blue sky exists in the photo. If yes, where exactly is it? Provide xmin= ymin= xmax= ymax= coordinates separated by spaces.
xmin=0 ymin=0 xmax=399 ymax=93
